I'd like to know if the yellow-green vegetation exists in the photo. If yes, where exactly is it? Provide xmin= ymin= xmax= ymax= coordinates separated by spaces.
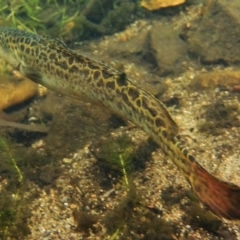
xmin=103 ymin=185 xmax=174 ymax=240
xmin=0 ymin=59 xmax=13 ymax=76
xmin=0 ymin=0 xmax=144 ymax=42
xmin=0 ymin=0 xmax=82 ymax=34
xmin=92 ymin=134 xmax=136 ymax=187
xmin=160 ymin=187 xmax=222 ymax=234
xmin=0 ymin=138 xmax=23 ymax=183
xmin=90 ymin=135 xmax=137 ymax=237
xmin=0 ymin=136 xmax=56 ymax=239
xmin=186 ymin=203 xmax=222 ymax=232
xmin=73 ymin=181 xmax=175 ymax=239
xmin=0 ymin=137 xmax=27 ymax=239
xmin=118 ymin=154 xmax=130 ymax=190
xmin=89 ymin=135 xmax=175 ymax=239
xmin=184 ymin=190 xmax=222 ymax=232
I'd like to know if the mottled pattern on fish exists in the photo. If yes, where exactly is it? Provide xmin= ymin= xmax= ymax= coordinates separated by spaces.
xmin=0 ymin=27 xmax=240 ymax=220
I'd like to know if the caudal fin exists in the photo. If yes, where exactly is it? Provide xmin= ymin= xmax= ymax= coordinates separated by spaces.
xmin=190 ymin=164 xmax=240 ymax=220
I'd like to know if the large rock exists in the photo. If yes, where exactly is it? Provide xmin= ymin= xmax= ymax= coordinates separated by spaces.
xmin=89 ymin=20 xmax=187 ymax=77
xmin=149 ymin=22 xmax=188 ymax=76
xmin=0 ymin=75 xmax=38 ymax=111
xmin=190 ymin=70 xmax=240 ymax=90
xmin=185 ymin=0 xmax=240 ymax=64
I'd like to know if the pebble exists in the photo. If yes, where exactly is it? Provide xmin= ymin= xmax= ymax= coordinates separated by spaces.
xmin=63 ymin=158 xmax=73 ymax=164
xmin=70 ymin=204 xmax=77 ymax=209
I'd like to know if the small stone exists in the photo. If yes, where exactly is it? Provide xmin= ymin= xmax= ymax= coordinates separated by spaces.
xmin=70 ymin=204 xmax=77 ymax=209
xmin=60 ymin=196 xmax=68 ymax=203
xmin=186 ymin=225 xmax=191 ymax=229
xmin=63 ymin=158 xmax=73 ymax=164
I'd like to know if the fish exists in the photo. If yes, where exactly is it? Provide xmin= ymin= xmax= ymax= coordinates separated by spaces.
xmin=0 ymin=27 xmax=240 ymax=220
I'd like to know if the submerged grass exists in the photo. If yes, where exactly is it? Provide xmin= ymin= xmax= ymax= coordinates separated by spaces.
xmin=88 ymin=134 xmax=176 ymax=239
xmin=91 ymin=134 xmax=136 ymax=186
xmin=0 ymin=137 xmax=23 ymax=183
xmin=0 ymin=0 xmax=83 ymax=33
xmin=0 ymin=136 xmax=58 ymax=239
xmin=0 ymin=136 xmax=28 ymax=239
xmin=0 ymin=0 xmax=144 ymax=42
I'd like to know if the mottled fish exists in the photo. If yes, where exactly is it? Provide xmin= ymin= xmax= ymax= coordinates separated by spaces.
xmin=0 ymin=27 xmax=240 ymax=220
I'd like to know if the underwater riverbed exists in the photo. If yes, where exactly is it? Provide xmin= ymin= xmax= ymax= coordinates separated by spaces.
xmin=0 ymin=0 xmax=240 ymax=239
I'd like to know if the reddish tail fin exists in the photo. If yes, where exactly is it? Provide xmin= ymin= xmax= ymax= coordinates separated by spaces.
xmin=190 ymin=163 xmax=240 ymax=220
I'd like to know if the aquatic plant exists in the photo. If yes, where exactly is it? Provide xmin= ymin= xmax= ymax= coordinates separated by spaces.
xmin=0 ymin=136 xmax=53 ymax=239
xmin=0 ymin=0 xmax=144 ymax=42
xmin=0 ymin=0 xmax=43 ymax=32
xmin=0 ymin=0 xmax=81 ymax=34
xmin=0 ymin=137 xmax=23 ymax=183
xmin=90 ymin=134 xmax=174 ymax=239
xmin=92 ymin=134 xmax=136 ymax=188
xmin=0 ymin=137 xmax=29 ymax=239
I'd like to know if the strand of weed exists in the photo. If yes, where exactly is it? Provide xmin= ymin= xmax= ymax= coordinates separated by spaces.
xmin=119 ymin=154 xmax=129 ymax=191
xmin=0 ymin=139 xmax=23 ymax=183
xmin=108 ymin=226 xmax=121 ymax=240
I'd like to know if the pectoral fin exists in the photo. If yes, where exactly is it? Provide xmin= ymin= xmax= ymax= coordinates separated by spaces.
xmin=19 ymin=65 xmax=42 ymax=84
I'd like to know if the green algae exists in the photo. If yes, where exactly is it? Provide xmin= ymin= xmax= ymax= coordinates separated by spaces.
xmin=0 ymin=137 xmax=30 ymax=239
xmin=0 ymin=0 xmax=144 ymax=42
xmin=73 ymin=181 xmax=175 ymax=240
xmin=0 ymin=135 xmax=62 ymax=239
xmin=91 ymin=134 xmax=136 ymax=179
xmin=87 ymin=134 xmax=176 ymax=239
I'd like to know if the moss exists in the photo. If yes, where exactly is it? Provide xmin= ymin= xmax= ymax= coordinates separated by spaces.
xmin=161 ymin=186 xmax=189 ymax=207
xmin=161 ymin=187 xmax=223 ymax=235
xmin=0 ymin=137 xmax=23 ymax=184
xmin=72 ymin=182 xmax=173 ymax=240
xmin=100 ymin=2 xmax=136 ymax=34
xmin=185 ymin=202 xmax=222 ymax=232
xmin=0 ymin=189 xmax=31 ymax=239
xmin=183 ymin=190 xmax=222 ymax=233
xmin=69 ymin=15 xmax=105 ymax=41
xmin=0 ymin=137 xmax=30 ymax=239
xmin=92 ymin=134 xmax=136 ymax=178
xmin=73 ymin=210 xmax=100 ymax=233
xmin=103 ymin=186 xmax=174 ymax=239
xmin=0 ymin=0 xmax=144 ymax=43
xmin=88 ymin=133 xmax=176 ymax=239
xmin=72 ymin=178 xmax=173 ymax=239
xmin=0 ymin=136 xmax=61 ymax=238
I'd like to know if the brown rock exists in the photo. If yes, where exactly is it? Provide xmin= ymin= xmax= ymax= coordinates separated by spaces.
xmin=185 ymin=0 xmax=240 ymax=64
xmin=141 ymin=0 xmax=186 ymax=10
xmin=108 ymin=27 xmax=149 ymax=56
xmin=0 ymin=75 xmax=38 ymax=110
xmin=190 ymin=70 xmax=240 ymax=90
xmin=149 ymin=22 xmax=187 ymax=76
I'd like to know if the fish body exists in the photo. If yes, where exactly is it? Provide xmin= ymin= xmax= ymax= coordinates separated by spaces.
xmin=0 ymin=27 xmax=240 ymax=220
